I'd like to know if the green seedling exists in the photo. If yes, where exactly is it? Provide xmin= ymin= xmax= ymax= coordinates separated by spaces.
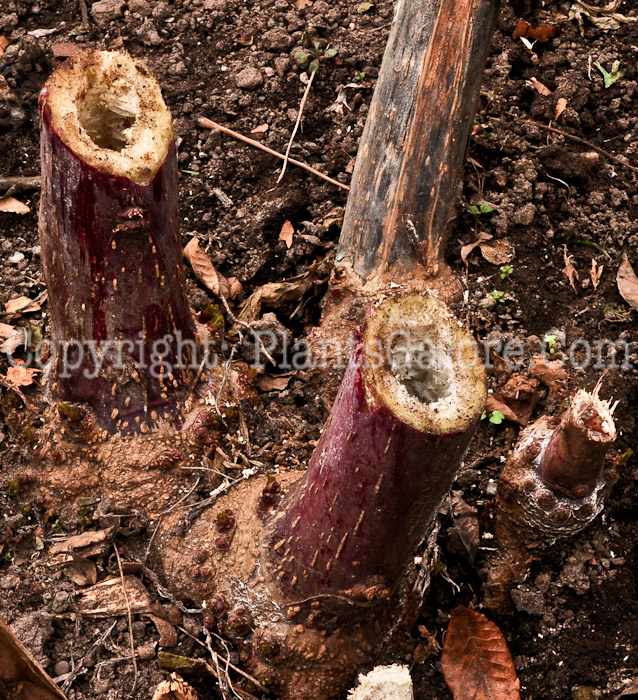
xmin=544 ymin=334 xmax=558 ymax=355
xmin=491 ymin=290 xmax=506 ymax=303
xmin=481 ymin=410 xmax=505 ymax=425
xmin=603 ymin=306 xmax=633 ymax=323
xmin=575 ymin=239 xmax=611 ymax=259
xmin=354 ymin=71 xmax=366 ymax=81
xmin=594 ymin=60 xmax=624 ymax=89
xmin=500 ymin=264 xmax=514 ymax=280
xmin=294 ymin=39 xmax=338 ymax=74
xmin=468 ymin=203 xmax=495 ymax=224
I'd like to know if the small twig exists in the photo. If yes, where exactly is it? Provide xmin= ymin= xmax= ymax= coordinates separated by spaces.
xmin=62 ymin=622 xmax=117 ymax=693
xmin=78 ymin=0 xmax=90 ymax=27
xmin=219 ymin=293 xmax=276 ymax=366
xmin=0 ymin=175 xmax=41 ymax=199
xmin=197 ymin=116 xmax=350 ymax=191
xmin=177 ymin=626 xmax=268 ymax=694
xmin=278 ymin=70 xmax=316 ymax=183
xmin=113 ymin=543 xmax=138 ymax=697
xmin=515 ymin=117 xmax=638 ymax=175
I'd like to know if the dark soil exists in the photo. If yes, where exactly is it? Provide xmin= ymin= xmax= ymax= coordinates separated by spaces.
xmin=1 ymin=0 xmax=638 ymax=698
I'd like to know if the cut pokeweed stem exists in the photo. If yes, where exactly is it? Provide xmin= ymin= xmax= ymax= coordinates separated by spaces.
xmin=155 ymin=292 xmax=486 ymax=700
xmin=485 ymin=384 xmax=618 ymax=609
xmin=39 ymin=49 xmax=196 ymax=433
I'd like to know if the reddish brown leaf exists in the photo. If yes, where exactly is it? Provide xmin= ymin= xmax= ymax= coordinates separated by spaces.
xmin=528 ymin=24 xmax=556 ymax=42
xmin=554 ymin=97 xmax=568 ymax=121
xmin=0 ymin=36 xmax=9 ymax=56
xmin=257 ymin=374 xmax=292 ymax=392
xmin=184 ymin=237 xmax=240 ymax=299
xmin=251 ymin=123 xmax=269 ymax=134
xmin=485 ymin=375 xmax=539 ymax=426
xmin=279 ymin=220 xmax=294 ymax=249
xmin=529 ymin=76 xmax=551 ymax=96
xmin=530 ymin=355 xmax=568 ymax=397
xmin=0 ymin=196 xmax=30 ymax=214
xmin=512 ymin=20 xmax=530 ymax=39
xmin=590 ymin=258 xmax=603 ymax=290
xmin=562 ymin=244 xmax=578 ymax=293
xmin=617 ymin=255 xmax=638 ymax=309
xmin=442 ymin=607 xmax=521 ymax=700
xmin=5 ymin=364 xmax=40 ymax=387
xmin=0 ymin=322 xmax=15 ymax=339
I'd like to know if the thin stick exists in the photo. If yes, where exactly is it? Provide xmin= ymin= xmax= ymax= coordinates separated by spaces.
xmin=515 ymin=117 xmax=638 ymax=176
xmin=0 ymin=175 xmax=41 ymax=198
xmin=113 ymin=544 xmax=138 ymax=697
xmin=278 ymin=70 xmax=316 ymax=183
xmin=197 ymin=116 xmax=350 ymax=191
xmin=78 ymin=0 xmax=90 ymax=26
xmin=62 ymin=621 xmax=117 ymax=693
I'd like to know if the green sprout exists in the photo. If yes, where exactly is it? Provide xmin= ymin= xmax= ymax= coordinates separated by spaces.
xmin=491 ymin=290 xmax=506 ymax=303
xmin=294 ymin=41 xmax=338 ymax=74
xmin=594 ymin=60 xmax=624 ymax=89
xmin=354 ymin=71 xmax=366 ymax=81
xmin=482 ymin=410 xmax=505 ymax=425
xmin=544 ymin=334 xmax=558 ymax=355
xmin=468 ymin=203 xmax=495 ymax=223
xmin=500 ymin=264 xmax=514 ymax=280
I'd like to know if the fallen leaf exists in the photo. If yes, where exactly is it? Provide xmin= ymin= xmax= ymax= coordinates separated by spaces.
xmin=460 ymin=232 xmax=492 ymax=264
xmin=485 ymin=376 xmax=540 ymax=426
xmin=0 ymin=322 xmax=15 ymax=339
xmin=257 ymin=374 xmax=292 ymax=392
xmin=51 ymin=42 xmax=81 ymax=58
xmin=149 ymin=614 xmax=178 ymax=648
xmin=554 ymin=97 xmax=568 ymax=121
xmin=448 ymin=492 xmax=479 ymax=563
xmin=591 ymin=258 xmax=603 ymax=290
xmin=617 ymin=255 xmax=638 ymax=309
xmin=0 ymin=329 xmax=27 ymax=355
xmin=512 ymin=20 xmax=531 ymax=39
xmin=480 ymin=238 xmax=515 ymax=265
xmin=152 ymin=674 xmax=200 ymax=700
xmin=530 ymin=355 xmax=568 ymax=397
xmin=5 ymin=365 xmax=40 ymax=387
xmin=442 ymin=607 xmax=521 ymax=700
xmin=279 ymin=220 xmax=295 ymax=249
xmin=513 ymin=20 xmax=556 ymax=42
xmin=50 ymin=528 xmax=115 ymax=556
xmin=0 ymin=36 xmax=9 ymax=56
xmin=64 ymin=558 xmax=98 ymax=586
xmin=357 ymin=2 xmax=374 ymax=12
xmin=184 ymin=237 xmax=240 ymax=299
xmin=563 ymin=244 xmax=579 ymax=293
xmin=569 ymin=0 xmax=637 ymax=31
xmin=5 ymin=296 xmax=42 ymax=314
xmin=250 ymin=123 xmax=269 ymax=134
xmin=0 ymin=197 xmax=30 ymax=214
xmin=529 ymin=77 xmax=552 ymax=96
xmin=295 ymin=0 xmax=313 ymax=7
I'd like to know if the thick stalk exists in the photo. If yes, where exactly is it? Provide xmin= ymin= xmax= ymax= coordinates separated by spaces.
xmin=39 ymin=50 xmax=196 ymax=433
xmin=267 ymin=294 xmax=486 ymax=600
xmin=156 ymin=292 xmax=486 ymax=699
xmin=336 ymin=0 xmax=500 ymax=288
xmin=485 ymin=387 xmax=617 ymax=608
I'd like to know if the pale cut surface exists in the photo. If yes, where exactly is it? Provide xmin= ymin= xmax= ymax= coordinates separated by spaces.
xmin=347 ymin=665 xmax=414 ymax=700
xmin=364 ymin=293 xmax=486 ymax=434
xmin=43 ymin=49 xmax=173 ymax=184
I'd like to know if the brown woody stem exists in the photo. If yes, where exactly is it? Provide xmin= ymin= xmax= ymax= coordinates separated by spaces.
xmin=336 ymin=0 xmax=500 ymax=287
xmin=38 ymin=50 xmax=196 ymax=432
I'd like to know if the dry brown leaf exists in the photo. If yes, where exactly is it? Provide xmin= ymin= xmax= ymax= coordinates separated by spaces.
xmin=0 ymin=36 xmax=9 ymax=56
xmin=0 ymin=330 xmax=27 ymax=355
xmin=480 ymin=238 xmax=515 ymax=265
xmin=5 ymin=365 xmax=40 ymax=387
xmin=279 ymin=220 xmax=294 ymax=249
xmin=0 ymin=197 xmax=30 ymax=214
xmin=460 ymin=232 xmax=492 ymax=264
xmin=562 ymin=244 xmax=579 ymax=293
xmin=5 ymin=296 xmax=41 ymax=314
xmin=617 ymin=255 xmax=638 ymax=309
xmin=442 ymin=607 xmax=521 ymax=700
xmin=0 ymin=322 xmax=15 ymax=339
xmin=529 ymin=77 xmax=552 ymax=96
xmin=591 ymin=258 xmax=603 ymax=290
xmin=152 ymin=674 xmax=200 ymax=700
xmin=251 ymin=123 xmax=269 ymax=134
xmin=50 ymin=528 xmax=115 ymax=556
xmin=64 ymin=558 xmax=98 ymax=586
xmin=554 ymin=97 xmax=568 ymax=121
xmin=257 ymin=373 xmax=293 ymax=392
xmin=530 ymin=355 xmax=568 ymax=397
xmin=295 ymin=0 xmax=313 ymax=7
xmin=184 ymin=237 xmax=240 ymax=299
xmin=485 ymin=376 xmax=540 ymax=426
